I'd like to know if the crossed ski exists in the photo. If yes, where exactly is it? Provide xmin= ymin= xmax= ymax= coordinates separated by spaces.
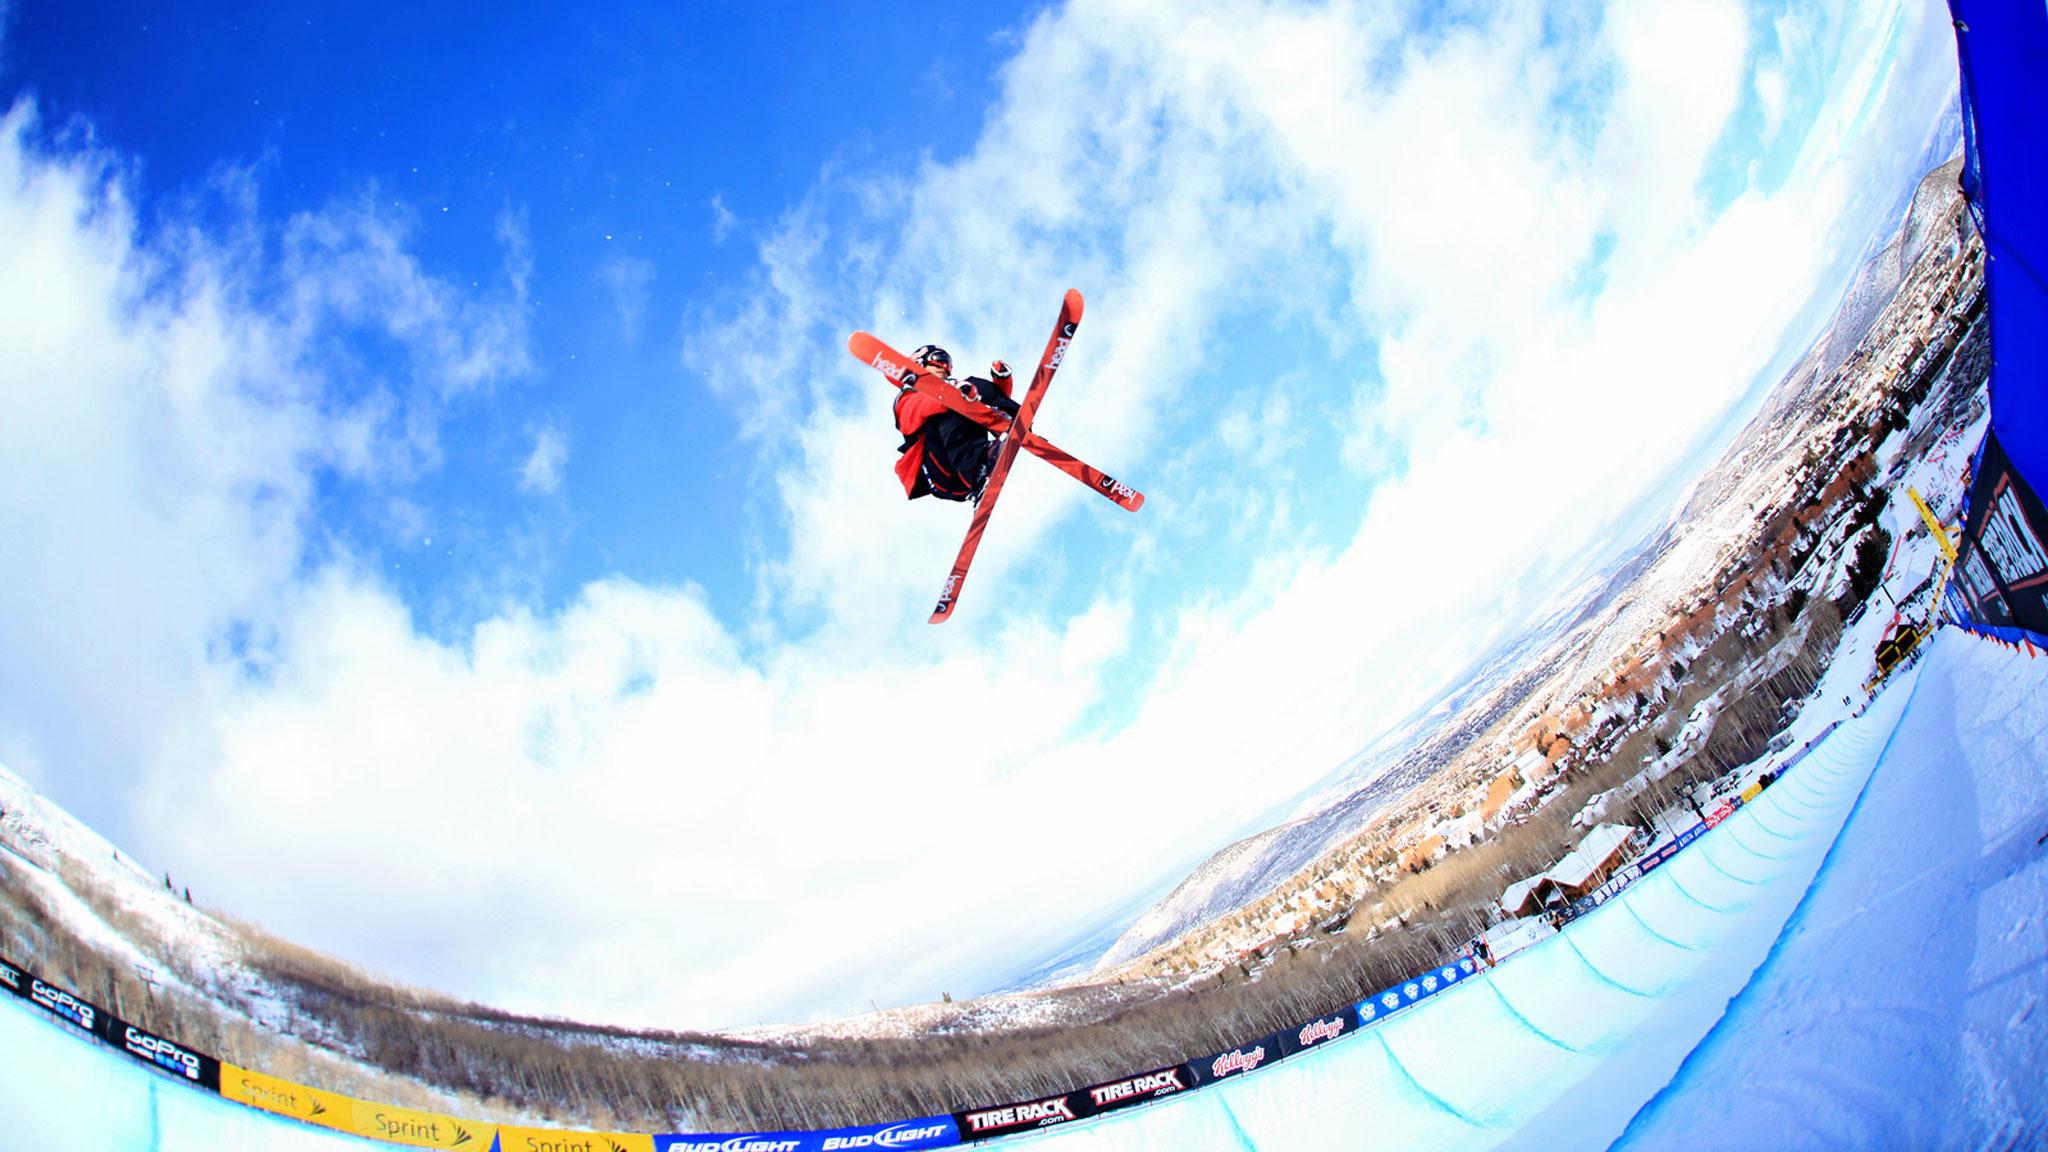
xmin=847 ymin=331 xmax=1142 ymax=514
xmin=848 ymin=289 xmax=1141 ymax=621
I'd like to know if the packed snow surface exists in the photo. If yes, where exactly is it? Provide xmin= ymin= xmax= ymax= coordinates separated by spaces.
xmin=6 ymin=630 xmax=2039 ymax=1149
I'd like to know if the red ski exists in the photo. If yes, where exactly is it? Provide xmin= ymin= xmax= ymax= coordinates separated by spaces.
xmin=847 ymin=332 xmax=1144 ymax=513
xmin=927 ymin=289 xmax=1083 ymax=622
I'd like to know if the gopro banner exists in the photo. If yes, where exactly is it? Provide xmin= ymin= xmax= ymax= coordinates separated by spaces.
xmin=499 ymin=1126 xmax=656 ymax=1152
xmin=656 ymin=1116 xmax=959 ymax=1152
xmin=1955 ymin=431 xmax=2048 ymax=636
xmin=109 ymin=1014 xmax=221 ymax=1090
xmin=25 ymin=974 xmax=108 ymax=1039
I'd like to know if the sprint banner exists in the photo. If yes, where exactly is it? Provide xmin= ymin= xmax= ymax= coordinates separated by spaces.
xmin=498 ymin=1124 xmax=656 ymax=1152
xmin=347 ymin=1099 xmax=495 ymax=1149
xmin=220 ymin=1064 xmax=494 ymax=1149
xmin=219 ymin=1063 xmax=356 ymax=1133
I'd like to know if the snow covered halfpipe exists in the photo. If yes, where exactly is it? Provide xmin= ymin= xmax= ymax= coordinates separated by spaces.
xmin=9 ymin=631 xmax=2039 ymax=1150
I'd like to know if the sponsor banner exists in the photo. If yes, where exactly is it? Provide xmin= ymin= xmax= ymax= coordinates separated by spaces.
xmin=0 ymin=956 xmax=26 ymax=998
xmin=1704 ymin=801 xmax=1735 ymax=828
xmin=350 ymin=1100 xmax=494 ymax=1150
xmin=1282 ymin=1010 xmax=1355 ymax=1057
xmin=26 ymin=975 xmax=107 ymax=1038
xmin=1082 ymin=1065 xmax=1191 ymax=1117
xmin=1676 ymin=823 xmax=1707 ymax=849
xmin=1739 ymin=781 xmax=1764 ymax=804
xmin=219 ymin=1064 xmax=354 ymax=1133
xmin=1186 ymin=1030 xmax=1288 ymax=1087
xmin=500 ymin=1125 xmax=657 ymax=1152
xmin=1356 ymin=958 xmax=1479 ymax=1028
xmin=655 ymin=1118 xmax=958 ymax=1152
xmin=110 ymin=1014 xmax=221 ymax=1090
xmin=954 ymin=1091 xmax=1087 ymax=1142
xmin=1957 ymin=430 xmax=2048 ymax=634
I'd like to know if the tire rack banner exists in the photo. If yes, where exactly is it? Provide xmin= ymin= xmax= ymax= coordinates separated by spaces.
xmin=952 ymin=1065 xmax=1191 ymax=1143
xmin=0 ymin=760 xmax=1785 ymax=1150
xmin=1952 ymin=429 xmax=2048 ymax=636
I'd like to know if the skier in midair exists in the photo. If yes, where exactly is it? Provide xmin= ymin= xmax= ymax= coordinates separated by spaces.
xmin=892 ymin=344 xmax=1020 ymax=502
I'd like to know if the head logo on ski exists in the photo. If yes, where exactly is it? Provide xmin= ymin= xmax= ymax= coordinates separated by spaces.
xmin=846 ymin=289 xmax=1143 ymax=622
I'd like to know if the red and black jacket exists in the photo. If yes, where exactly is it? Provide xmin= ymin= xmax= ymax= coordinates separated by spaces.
xmin=893 ymin=374 xmax=1018 ymax=500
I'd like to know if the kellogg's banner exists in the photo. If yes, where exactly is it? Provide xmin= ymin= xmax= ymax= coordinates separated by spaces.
xmin=656 ymin=1116 xmax=958 ymax=1152
xmin=1186 ymin=1029 xmax=1289 ymax=1087
xmin=1185 ymin=1010 xmax=1357 ymax=1088
xmin=1284 ymin=1010 xmax=1355 ymax=1056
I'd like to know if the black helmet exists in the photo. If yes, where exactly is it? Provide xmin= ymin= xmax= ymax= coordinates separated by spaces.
xmin=912 ymin=344 xmax=953 ymax=375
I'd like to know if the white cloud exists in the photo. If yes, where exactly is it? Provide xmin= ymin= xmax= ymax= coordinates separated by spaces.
xmin=519 ymin=425 xmax=569 ymax=495
xmin=0 ymin=100 xmax=531 ymax=835
xmin=0 ymin=0 xmax=1959 ymax=1033
xmin=599 ymin=254 xmax=655 ymax=343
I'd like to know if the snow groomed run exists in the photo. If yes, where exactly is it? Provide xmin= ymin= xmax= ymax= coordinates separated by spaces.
xmin=9 ymin=630 xmax=2040 ymax=1149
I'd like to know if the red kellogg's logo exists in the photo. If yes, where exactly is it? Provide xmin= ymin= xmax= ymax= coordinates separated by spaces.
xmin=1297 ymin=1017 xmax=1346 ymax=1047
xmin=1210 ymin=1045 xmax=1267 ymax=1078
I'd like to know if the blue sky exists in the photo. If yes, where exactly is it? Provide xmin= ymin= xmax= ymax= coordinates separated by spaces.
xmin=0 ymin=0 xmax=1958 ymax=1029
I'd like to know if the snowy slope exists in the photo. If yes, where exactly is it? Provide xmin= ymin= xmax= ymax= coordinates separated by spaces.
xmin=1613 ymin=633 xmax=2048 ymax=1149
xmin=21 ymin=624 xmax=2044 ymax=1149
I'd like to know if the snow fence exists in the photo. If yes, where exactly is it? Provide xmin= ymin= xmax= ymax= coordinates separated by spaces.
xmin=0 ymin=675 xmax=1916 ymax=1151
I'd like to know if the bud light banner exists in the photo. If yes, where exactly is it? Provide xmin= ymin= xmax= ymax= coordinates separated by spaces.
xmin=656 ymin=1117 xmax=959 ymax=1152
xmin=1954 ymin=430 xmax=2048 ymax=639
xmin=1195 ymin=1027 xmax=1292 ymax=1086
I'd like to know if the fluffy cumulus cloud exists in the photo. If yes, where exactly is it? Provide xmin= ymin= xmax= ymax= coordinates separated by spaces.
xmin=0 ymin=0 xmax=1957 ymax=1029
